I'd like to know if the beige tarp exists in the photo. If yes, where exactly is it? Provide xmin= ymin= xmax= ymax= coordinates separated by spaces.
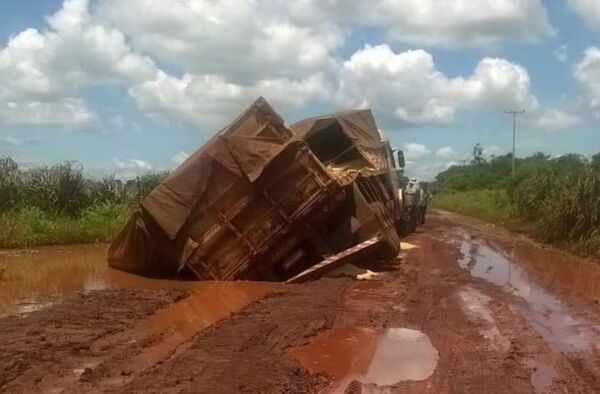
xmin=109 ymin=97 xmax=296 ymax=277
xmin=142 ymin=98 xmax=292 ymax=240
xmin=290 ymin=109 xmax=388 ymax=176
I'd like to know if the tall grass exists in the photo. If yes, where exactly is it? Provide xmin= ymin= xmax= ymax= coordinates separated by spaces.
xmin=434 ymin=152 xmax=600 ymax=257
xmin=0 ymin=156 xmax=166 ymax=248
xmin=432 ymin=189 xmax=515 ymax=225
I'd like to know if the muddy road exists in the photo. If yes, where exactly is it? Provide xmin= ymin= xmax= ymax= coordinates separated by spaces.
xmin=1 ymin=210 xmax=600 ymax=393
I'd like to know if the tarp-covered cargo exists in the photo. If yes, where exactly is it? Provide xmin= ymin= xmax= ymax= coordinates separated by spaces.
xmin=108 ymin=97 xmax=403 ymax=281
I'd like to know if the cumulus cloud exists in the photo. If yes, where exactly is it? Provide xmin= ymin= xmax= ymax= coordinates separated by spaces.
xmin=287 ymin=0 xmax=552 ymax=48
xmin=436 ymin=146 xmax=457 ymax=159
xmin=112 ymin=158 xmax=153 ymax=179
xmin=532 ymin=108 xmax=582 ymax=131
xmin=568 ymin=0 xmax=600 ymax=28
xmin=130 ymin=71 xmax=328 ymax=128
xmin=0 ymin=0 xmax=563 ymax=134
xmin=0 ymin=0 xmax=156 ymax=126
xmin=338 ymin=44 xmax=539 ymax=127
xmin=575 ymin=47 xmax=600 ymax=115
xmin=484 ymin=145 xmax=504 ymax=158
xmin=96 ymin=0 xmax=342 ymax=84
xmin=403 ymin=143 xmax=431 ymax=160
xmin=370 ymin=0 xmax=553 ymax=48
xmin=171 ymin=151 xmax=190 ymax=165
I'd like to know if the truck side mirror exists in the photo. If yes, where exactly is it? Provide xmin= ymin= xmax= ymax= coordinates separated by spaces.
xmin=396 ymin=151 xmax=405 ymax=168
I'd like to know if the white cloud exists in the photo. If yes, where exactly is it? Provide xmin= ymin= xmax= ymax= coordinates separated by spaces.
xmin=130 ymin=71 xmax=328 ymax=128
xmin=0 ymin=0 xmax=156 ymax=126
xmin=0 ymin=99 xmax=96 ymax=127
xmin=170 ymin=151 xmax=190 ymax=165
xmin=532 ymin=108 xmax=582 ymax=131
xmin=372 ymin=0 xmax=553 ymax=48
xmin=568 ymin=0 xmax=600 ymax=28
xmin=338 ymin=44 xmax=539 ymax=127
xmin=288 ymin=0 xmax=552 ymax=48
xmin=112 ymin=158 xmax=153 ymax=179
xmin=0 ymin=136 xmax=37 ymax=147
xmin=404 ymin=143 xmax=431 ymax=159
xmin=0 ymin=0 xmax=563 ymax=134
xmin=553 ymin=45 xmax=568 ymax=63
xmin=484 ymin=145 xmax=504 ymax=158
xmin=436 ymin=146 xmax=457 ymax=159
xmin=575 ymin=47 xmax=600 ymax=115
xmin=96 ymin=0 xmax=342 ymax=84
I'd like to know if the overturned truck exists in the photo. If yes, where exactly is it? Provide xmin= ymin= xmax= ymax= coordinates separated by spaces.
xmin=108 ymin=98 xmax=404 ymax=281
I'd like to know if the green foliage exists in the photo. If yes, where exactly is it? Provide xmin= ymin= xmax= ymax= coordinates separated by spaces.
xmin=432 ymin=189 xmax=514 ymax=225
xmin=537 ymin=173 xmax=600 ymax=244
xmin=0 ymin=156 xmax=166 ymax=248
xmin=471 ymin=143 xmax=485 ymax=165
xmin=434 ymin=147 xmax=600 ymax=257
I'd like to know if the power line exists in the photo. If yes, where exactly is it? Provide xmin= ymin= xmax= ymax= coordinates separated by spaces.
xmin=504 ymin=110 xmax=525 ymax=176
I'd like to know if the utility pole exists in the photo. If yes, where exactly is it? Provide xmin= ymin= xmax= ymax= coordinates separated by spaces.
xmin=505 ymin=110 xmax=525 ymax=176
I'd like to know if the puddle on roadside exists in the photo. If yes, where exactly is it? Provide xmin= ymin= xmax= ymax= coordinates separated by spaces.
xmin=459 ymin=286 xmax=510 ymax=351
xmin=0 ymin=244 xmax=196 ymax=315
xmin=140 ymin=281 xmax=280 ymax=339
xmin=290 ymin=326 xmax=438 ymax=392
xmin=83 ymin=281 xmax=281 ymax=387
xmin=457 ymin=232 xmax=600 ymax=353
xmin=525 ymin=360 xmax=558 ymax=394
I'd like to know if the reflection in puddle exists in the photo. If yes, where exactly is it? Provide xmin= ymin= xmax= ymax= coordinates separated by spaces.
xmin=290 ymin=327 xmax=438 ymax=391
xmin=526 ymin=360 xmax=558 ymax=394
xmin=0 ymin=244 xmax=195 ymax=315
xmin=128 ymin=281 xmax=280 ymax=372
xmin=459 ymin=286 xmax=510 ymax=351
xmin=457 ymin=233 xmax=600 ymax=353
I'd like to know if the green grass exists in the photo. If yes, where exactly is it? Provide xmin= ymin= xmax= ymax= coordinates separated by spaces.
xmin=431 ymin=189 xmax=515 ymax=226
xmin=0 ymin=202 xmax=133 ymax=248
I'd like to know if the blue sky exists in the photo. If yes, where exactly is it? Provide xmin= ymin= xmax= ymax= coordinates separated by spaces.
xmin=2 ymin=0 xmax=600 ymax=179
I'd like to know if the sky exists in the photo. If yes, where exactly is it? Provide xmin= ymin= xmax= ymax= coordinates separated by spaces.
xmin=2 ymin=0 xmax=600 ymax=180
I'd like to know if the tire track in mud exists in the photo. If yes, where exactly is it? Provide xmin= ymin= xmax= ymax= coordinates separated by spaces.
xmin=0 ymin=289 xmax=187 ymax=394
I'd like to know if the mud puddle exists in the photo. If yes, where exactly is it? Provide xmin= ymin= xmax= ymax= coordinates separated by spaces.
xmin=456 ymin=231 xmax=600 ymax=353
xmin=290 ymin=326 xmax=438 ymax=392
xmin=0 ymin=244 xmax=195 ymax=315
xmin=525 ymin=359 xmax=559 ymax=394
xmin=459 ymin=286 xmax=510 ymax=351
xmin=95 ymin=281 xmax=280 ymax=387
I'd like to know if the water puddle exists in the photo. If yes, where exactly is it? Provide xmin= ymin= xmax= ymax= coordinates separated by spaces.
xmin=0 ymin=244 xmax=195 ymax=315
xmin=289 ymin=326 xmax=438 ymax=392
xmin=457 ymin=232 xmax=600 ymax=353
xmin=526 ymin=360 xmax=558 ymax=394
xmin=123 ymin=281 xmax=280 ymax=375
xmin=459 ymin=286 xmax=510 ymax=351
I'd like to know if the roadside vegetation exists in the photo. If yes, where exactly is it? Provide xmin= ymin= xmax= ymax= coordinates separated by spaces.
xmin=0 ymin=157 xmax=166 ymax=248
xmin=432 ymin=145 xmax=600 ymax=258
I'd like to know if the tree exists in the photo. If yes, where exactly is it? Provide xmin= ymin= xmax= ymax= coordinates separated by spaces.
xmin=471 ymin=143 xmax=486 ymax=165
xmin=592 ymin=153 xmax=600 ymax=172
